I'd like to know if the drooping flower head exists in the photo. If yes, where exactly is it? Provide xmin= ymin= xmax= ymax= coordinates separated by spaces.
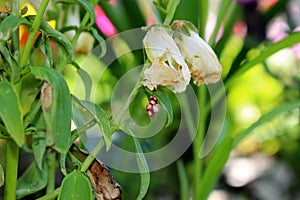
xmin=172 ymin=20 xmax=222 ymax=86
xmin=142 ymin=21 xmax=222 ymax=93
xmin=142 ymin=26 xmax=190 ymax=93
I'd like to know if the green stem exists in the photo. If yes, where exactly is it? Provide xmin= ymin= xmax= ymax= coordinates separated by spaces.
xmin=4 ymin=140 xmax=19 ymax=200
xmin=20 ymin=0 xmax=50 ymax=66
xmin=80 ymin=139 xmax=105 ymax=172
xmin=36 ymin=188 xmax=61 ymax=200
xmin=193 ymin=85 xmax=207 ymax=200
xmin=198 ymin=0 xmax=208 ymax=38
xmin=46 ymin=150 xmax=56 ymax=194
xmin=11 ymin=0 xmax=20 ymax=62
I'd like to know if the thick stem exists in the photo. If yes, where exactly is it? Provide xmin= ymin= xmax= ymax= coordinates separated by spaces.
xmin=20 ymin=0 xmax=50 ymax=66
xmin=46 ymin=150 xmax=56 ymax=194
xmin=193 ymin=85 xmax=207 ymax=200
xmin=4 ymin=140 xmax=19 ymax=200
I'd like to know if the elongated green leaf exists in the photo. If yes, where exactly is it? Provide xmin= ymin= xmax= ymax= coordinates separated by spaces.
xmin=30 ymin=66 xmax=72 ymax=153
xmin=58 ymin=170 xmax=92 ymax=200
xmin=77 ymin=99 xmax=111 ymax=151
xmin=199 ymin=137 xmax=233 ymax=200
xmin=0 ymin=164 xmax=4 ymax=187
xmin=125 ymin=128 xmax=150 ymax=200
xmin=71 ymin=61 xmax=92 ymax=100
xmin=0 ymin=15 xmax=30 ymax=40
xmin=75 ymin=0 xmax=95 ymax=29
xmin=176 ymin=160 xmax=189 ymax=200
xmin=208 ymin=0 xmax=232 ymax=46
xmin=199 ymin=0 xmax=208 ymax=37
xmin=234 ymin=100 xmax=300 ymax=147
xmin=32 ymin=131 xmax=47 ymax=170
xmin=155 ymin=90 xmax=173 ymax=127
xmin=16 ymin=161 xmax=48 ymax=199
xmin=163 ymin=0 xmax=179 ymax=25
xmin=0 ymin=41 xmax=20 ymax=82
xmin=0 ymin=81 xmax=24 ymax=146
xmin=226 ymin=32 xmax=300 ymax=88
xmin=91 ymin=27 xmax=106 ymax=58
xmin=26 ymin=16 xmax=74 ymax=61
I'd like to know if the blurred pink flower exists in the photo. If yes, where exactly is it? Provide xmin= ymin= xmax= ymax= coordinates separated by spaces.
xmin=94 ymin=5 xmax=117 ymax=37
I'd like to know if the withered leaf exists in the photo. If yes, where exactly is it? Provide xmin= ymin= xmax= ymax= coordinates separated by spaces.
xmin=41 ymin=82 xmax=52 ymax=112
xmin=88 ymin=159 xmax=122 ymax=200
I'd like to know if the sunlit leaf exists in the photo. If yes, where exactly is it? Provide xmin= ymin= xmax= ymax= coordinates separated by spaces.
xmin=16 ymin=161 xmax=48 ymax=199
xmin=0 ymin=81 xmax=24 ymax=146
xmin=199 ymin=137 xmax=233 ymax=200
xmin=58 ymin=170 xmax=92 ymax=200
xmin=30 ymin=66 xmax=72 ymax=153
xmin=155 ymin=90 xmax=173 ymax=127
xmin=226 ymin=32 xmax=300 ymax=88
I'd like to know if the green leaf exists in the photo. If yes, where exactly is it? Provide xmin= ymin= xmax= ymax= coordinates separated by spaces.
xmin=71 ymin=61 xmax=92 ymax=100
xmin=76 ymin=98 xmax=111 ymax=151
xmin=0 ymin=164 xmax=4 ymax=187
xmin=226 ymin=32 xmax=300 ymax=88
xmin=58 ymin=170 xmax=93 ymax=200
xmin=125 ymin=128 xmax=150 ymax=200
xmin=155 ymin=90 xmax=173 ymax=127
xmin=0 ymin=81 xmax=24 ymax=146
xmin=32 ymin=131 xmax=47 ymax=170
xmin=199 ymin=137 xmax=233 ymax=200
xmin=176 ymin=160 xmax=189 ymax=200
xmin=30 ymin=66 xmax=72 ymax=153
xmin=26 ymin=16 xmax=74 ymax=61
xmin=91 ymin=27 xmax=106 ymax=58
xmin=0 ymin=15 xmax=30 ymax=40
xmin=163 ymin=0 xmax=180 ymax=25
xmin=208 ymin=0 xmax=232 ymax=46
xmin=0 ymin=41 xmax=20 ymax=82
xmin=16 ymin=161 xmax=48 ymax=199
xmin=234 ymin=100 xmax=300 ymax=147
xmin=75 ymin=0 xmax=95 ymax=29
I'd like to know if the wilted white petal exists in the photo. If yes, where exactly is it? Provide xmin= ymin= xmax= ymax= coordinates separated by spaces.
xmin=172 ymin=21 xmax=222 ymax=86
xmin=142 ymin=60 xmax=189 ymax=93
xmin=143 ymin=27 xmax=191 ymax=82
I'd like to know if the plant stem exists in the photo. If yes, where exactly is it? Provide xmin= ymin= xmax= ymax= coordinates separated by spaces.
xmin=80 ymin=139 xmax=105 ymax=172
xmin=36 ymin=188 xmax=61 ymax=200
xmin=20 ymin=0 xmax=50 ymax=66
xmin=4 ymin=140 xmax=19 ymax=200
xmin=11 ymin=0 xmax=20 ymax=62
xmin=193 ymin=85 xmax=207 ymax=200
xmin=46 ymin=150 xmax=56 ymax=194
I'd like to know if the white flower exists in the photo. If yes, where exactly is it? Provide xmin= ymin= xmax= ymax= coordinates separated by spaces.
xmin=143 ymin=59 xmax=189 ymax=93
xmin=142 ymin=26 xmax=190 ymax=93
xmin=172 ymin=20 xmax=222 ymax=86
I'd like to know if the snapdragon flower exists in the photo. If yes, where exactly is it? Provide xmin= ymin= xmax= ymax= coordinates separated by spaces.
xmin=172 ymin=20 xmax=222 ymax=86
xmin=142 ymin=26 xmax=190 ymax=93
